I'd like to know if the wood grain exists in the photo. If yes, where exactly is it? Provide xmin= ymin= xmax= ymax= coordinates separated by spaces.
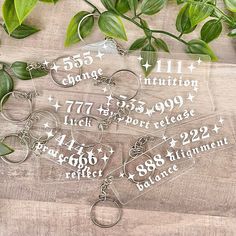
xmin=0 ymin=0 xmax=236 ymax=235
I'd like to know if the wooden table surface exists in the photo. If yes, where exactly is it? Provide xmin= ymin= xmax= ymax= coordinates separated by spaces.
xmin=0 ymin=1 xmax=236 ymax=235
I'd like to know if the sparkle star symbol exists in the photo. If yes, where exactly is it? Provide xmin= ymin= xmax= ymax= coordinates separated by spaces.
xmin=143 ymin=61 xmax=152 ymax=71
xmin=101 ymin=154 xmax=109 ymax=163
xmin=128 ymin=173 xmax=135 ymax=181
xmin=51 ymin=63 xmax=60 ymax=72
xmin=187 ymin=93 xmax=194 ymax=102
xmin=43 ymin=122 xmax=50 ymax=129
xmin=170 ymin=138 xmax=177 ymax=148
xmin=212 ymin=124 xmax=220 ymax=133
xmin=188 ymin=63 xmax=196 ymax=73
xmin=197 ymin=57 xmax=202 ymax=65
xmin=43 ymin=60 xmax=50 ymax=67
xmin=102 ymin=87 xmax=108 ymax=93
xmin=96 ymin=51 xmax=104 ymax=60
xmin=46 ymin=130 xmax=54 ymax=139
xmin=97 ymin=148 xmax=102 ymax=153
xmin=119 ymin=172 xmax=125 ymax=178
xmin=106 ymin=94 xmax=113 ymax=101
xmin=219 ymin=117 xmax=224 ymax=125
xmin=137 ymin=56 xmax=143 ymax=61
xmin=109 ymin=147 xmax=114 ymax=155
xmin=97 ymin=105 xmax=105 ymax=115
xmin=48 ymin=95 xmax=53 ymax=103
xmin=162 ymin=135 xmax=168 ymax=141
xmin=145 ymin=107 xmax=155 ymax=117
xmin=52 ymin=101 xmax=62 ymax=112
xmin=166 ymin=150 xmax=173 ymax=158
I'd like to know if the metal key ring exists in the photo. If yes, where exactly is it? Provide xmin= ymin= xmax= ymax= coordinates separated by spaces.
xmin=28 ymin=110 xmax=59 ymax=142
xmin=0 ymin=134 xmax=30 ymax=164
xmin=78 ymin=13 xmax=101 ymax=44
xmin=108 ymin=69 xmax=140 ymax=101
xmin=90 ymin=196 xmax=122 ymax=228
xmin=123 ymin=153 xmax=155 ymax=184
xmin=71 ymin=115 xmax=103 ymax=148
xmin=50 ymin=55 xmax=82 ymax=88
xmin=0 ymin=91 xmax=33 ymax=123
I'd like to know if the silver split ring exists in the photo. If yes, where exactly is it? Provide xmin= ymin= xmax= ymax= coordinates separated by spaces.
xmin=90 ymin=196 xmax=122 ymax=228
xmin=109 ymin=69 xmax=140 ymax=101
xmin=0 ymin=91 xmax=33 ymax=123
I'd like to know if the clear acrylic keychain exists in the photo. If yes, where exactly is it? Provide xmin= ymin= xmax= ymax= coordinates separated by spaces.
xmin=88 ymin=111 xmax=236 ymax=227
xmin=90 ymin=112 xmax=235 ymax=208
xmin=36 ymin=126 xmax=123 ymax=183
xmin=163 ymin=112 xmax=236 ymax=160
xmin=78 ymin=49 xmax=215 ymax=136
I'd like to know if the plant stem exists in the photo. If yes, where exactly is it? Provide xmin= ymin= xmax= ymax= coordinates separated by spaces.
xmin=119 ymin=13 xmax=189 ymax=45
xmin=83 ymin=0 xmax=101 ymax=14
xmin=133 ymin=12 xmax=142 ymax=19
xmin=151 ymin=30 xmax=189 ymax=45
xmin=83 ymin=0 xmax=188 ymax=46
xmin=178 ymin=32 xmax=183 ymax=38
xmin=0 ymin=61 xmax=11 ymax=69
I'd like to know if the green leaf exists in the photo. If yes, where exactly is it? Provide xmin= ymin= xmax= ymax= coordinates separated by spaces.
xmin=177 ymin=0 xmax=185 ymax=5
xmin=224 ymin=0 xmax=236 ymax=12
xmin=3 ymin=23 xmax=39 ymax=39
xmin=0 ymin=69 xmax=14 ymax=104
xmin=65 ymin=11 xmax=94 ymax=47
xmin=40 ymin=0 xmax=59 ymax=3
xmin=101 ymin=0 xmax=117 ymax=12
xmin=201 ymin=19 xmax=222 ymax=43
xmin=11 ymin=61 xmax=48 ymax=80
xmin=14 ymin=0 xmax=38 ymax=24
xmin=228 ymin=28 xmax=236 ymax=37
xmin=140 ymin=44 xmax=157 ymax=76
xmin=2 ymin=0 xmax=20 ymax=34
xmin=141 ymin=0 xmax=166 ymax=15
xmin=153 ymin=38 xmax=169 ymax=52
xmin=176 ymin=4 xmax=196 ymax=34
xmin=129 ymin=37 xmax=148 ymax=50
xmin=115 ymin=0 xmax=130 ymax=13
xmin=0 ymin=142 xmax=14 ymax=156
xmin=128 ymin=0 xmax=138 ymax=14
xmin=98 ymin=11 xmax=127 ymax=41
xmin=188 ymin=2 xmax=214 ymax=27
xmin=187 ymin=39 xmax=218 ymax=61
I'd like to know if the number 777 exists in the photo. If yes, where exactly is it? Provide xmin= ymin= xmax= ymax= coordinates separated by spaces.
xmin=65 ymin=100 xmax=94 ymax=114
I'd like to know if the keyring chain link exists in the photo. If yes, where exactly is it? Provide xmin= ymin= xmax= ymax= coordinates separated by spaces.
xmin=98 ymin=106 xmax=130 ymax=131
xmin=17 ymin=113 xmax=48 ymax=152
xmin=94 ymin=75 xmax=116 ymax=86
xmin=26 ymin=62 xmax=50 ymax=72
xmin=99 ymin=176 xmax=113 ymax=200
xmin=27 ymin=56 xmax=81 ymax=72
xmin=13 ymin=90 xmax=39 ymax=101
xmin=129 ymin=136 xmax=156 ymax=158
xmin=105 ymin=37 xmax=128 ymax=56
